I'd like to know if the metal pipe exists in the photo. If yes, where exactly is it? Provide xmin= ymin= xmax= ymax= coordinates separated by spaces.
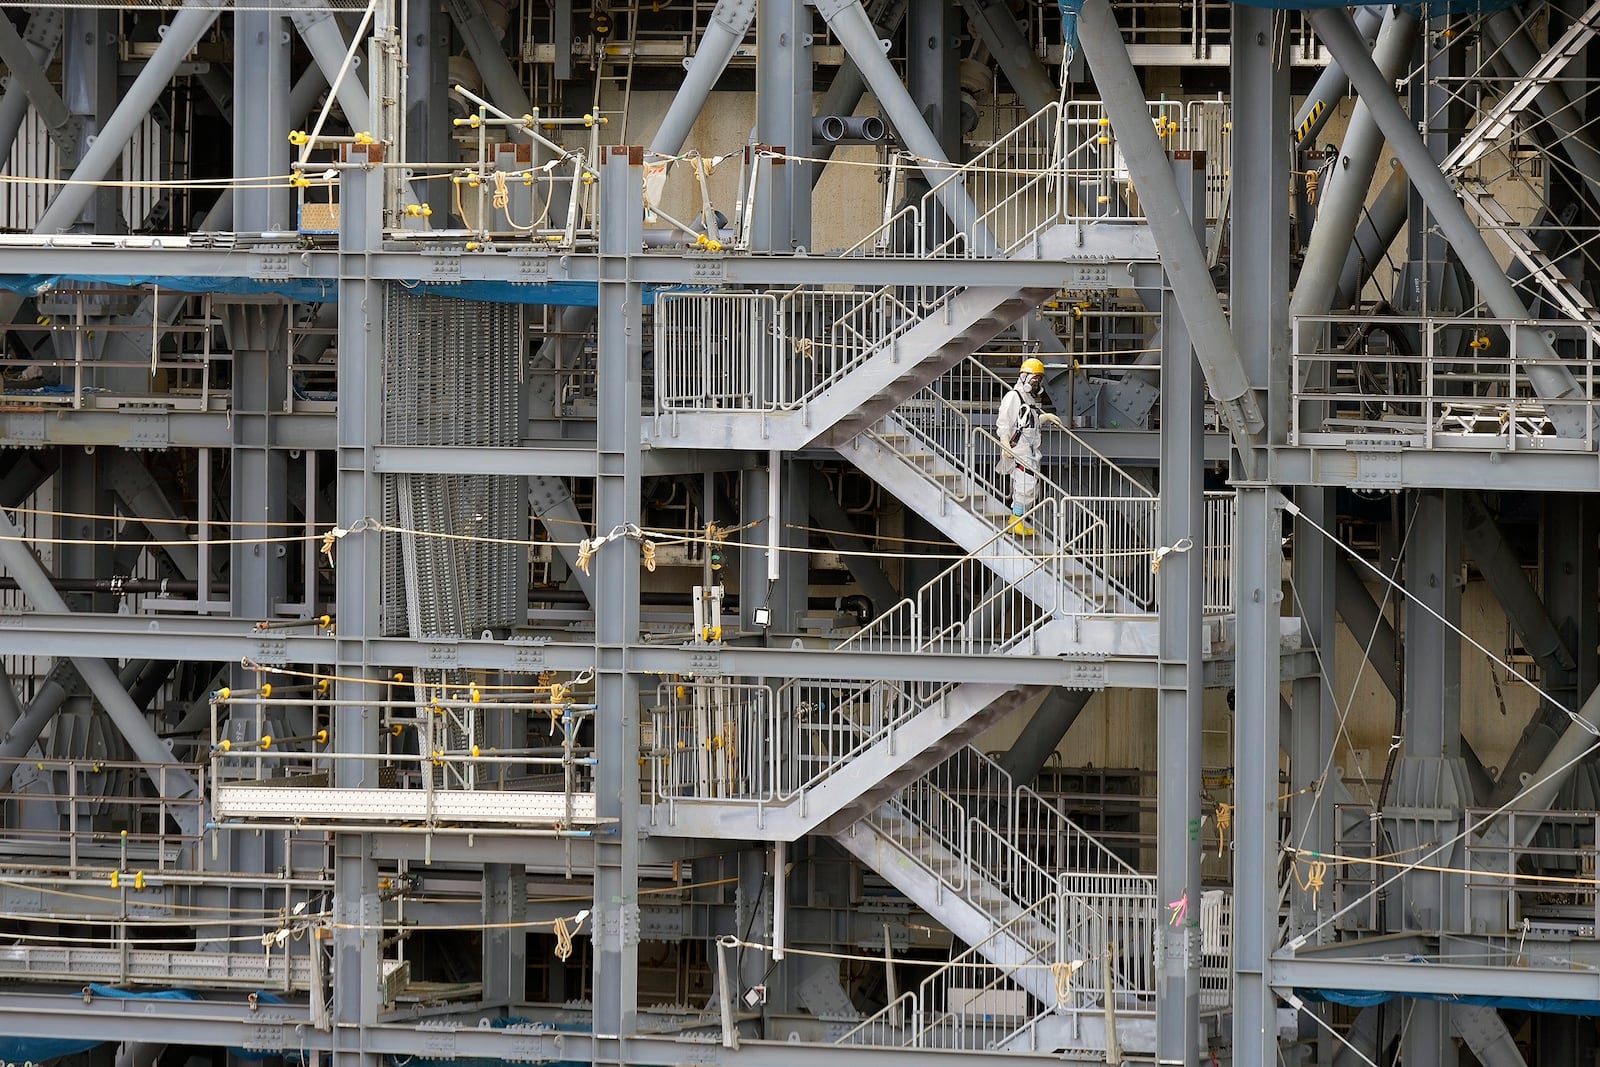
xmin=1293 ymin=7 xmax=1417 ymax=322
xmin=1461 ymin=491 xmax=1577 ymax=677
xmin=771 ymin=840 xmax=786 ymax=961
xmin=0 ymin=664 xmax=21 ymax=735
xmin=814 ymin=0 xmax=988 ymax=250
xmin=1292 ymin=6 xmax=1385 ymax=152
xmin=649 ymin=0 xmax=757 ymax=157
xmin=958 ymin=0 xmax=1057 ymax=116
xmin=1310 ymin=6 xmax=1589 ymax=439
xmin=31 ymin=4 xmax=220 ymax=234
xmin=0 ymin=508 xmax=200 ymax=818
xmin=1335 ymin=166 xmax=1407 ymax=307
xmin=1075 ymin=0 xmax=1265 ymax=466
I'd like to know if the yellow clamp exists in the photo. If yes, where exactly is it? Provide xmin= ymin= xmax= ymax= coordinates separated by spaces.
xmin=260 ymin=684 xmax=272 ymax=699
xmin=290 ymin=174 xmax=311 ymax=189
xmin=288 ymin=130 xmax=310 ymax=146
xmin=314 ymin=729 xmax=328 ymax=745
xmin=1469 ymin=334 xmax=1492 ymax=350
xmin=354 ymin=132 xmax=375 ymax=145
xmin=470 ymin=686 xmax=481 ymax=703
xmin=404 ymin=203 xmax=434 ymax=218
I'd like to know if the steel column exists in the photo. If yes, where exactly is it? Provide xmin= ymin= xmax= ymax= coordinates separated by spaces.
xmin=234 ymin=3 xmax=293 ymax=230
xmin=1155 ymin=150 xmax=1206 ymax=1067
xmin=331 ymin=141 xmax=388 ymax=1067
xmin=1233 ymin=489 xmax=1285 ymax=1066
xmin=754 ymin=0 xmax=812 ymax=251
xmin=1229 ymin=3 xmax=1289 ymax=441
xmin=592 ymin=144 xmax=645 ymax=1064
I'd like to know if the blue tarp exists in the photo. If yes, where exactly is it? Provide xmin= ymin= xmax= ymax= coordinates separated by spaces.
xmin=0 ymin=986 xmax=310 ymax=1065
xmin=1230 ymin=0 xmax=1519 ymax=14
xmin=0 ymin=275 xmax=662 ymax=307
xmin=0 ymin=1036 xmax=106 ymax=1061
xmin=1301 ymin=987 xmax=1600 ymax=1016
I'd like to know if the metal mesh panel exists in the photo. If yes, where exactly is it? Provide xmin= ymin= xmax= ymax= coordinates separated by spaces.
xmin=381 ymin=287 xmax=524 ymax=638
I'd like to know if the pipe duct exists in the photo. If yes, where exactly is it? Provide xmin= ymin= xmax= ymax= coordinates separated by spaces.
xmin=812 ymin=114 xmax=886 ymax=144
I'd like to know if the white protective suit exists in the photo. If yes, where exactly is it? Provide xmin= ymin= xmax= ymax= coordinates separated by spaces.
xmin=995 ymin=377 xmax=1044 ymax=519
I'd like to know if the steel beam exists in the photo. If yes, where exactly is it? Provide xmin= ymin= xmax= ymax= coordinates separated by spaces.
xmin=1292 ymin=6 xmax=1383 ymax=152
xmin=812 ymin=0 xmax=988 ymax=250
xmin=959 ymin=0 xmax=1056 ymax=116
xmin=0 ymin=9 xmax=65 ymax=170
xmin=289 ymin=8 xmax=372 ymax=133
xmin=31 ymin=4 xmax=220 ymax=236
xmin=0 ymin=12 xmax=72 ymax=145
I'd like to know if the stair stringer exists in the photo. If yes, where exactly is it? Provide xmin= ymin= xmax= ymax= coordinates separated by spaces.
xmin=833 ymin=812 xmax=1058 ymax=1002
xmin=844 ymin=424 xmax=1162 ymax=658
xmin=642 ymin=283 xmax=1056 ymax=452
xmin=816 ymin=285 xmax=1060 ymax=447
xmin=834 ymin=812 xmax=1164 ymax=1057
xmin=646 ymin=619 xmax=1080 ymax=841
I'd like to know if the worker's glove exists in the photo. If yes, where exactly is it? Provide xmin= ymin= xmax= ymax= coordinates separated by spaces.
xmin=1039 ymin=413 xmax=1064 ymax=429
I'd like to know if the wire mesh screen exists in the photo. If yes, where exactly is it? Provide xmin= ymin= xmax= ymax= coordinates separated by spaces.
xmin=381 ymin=287 xmax=524 ymax=638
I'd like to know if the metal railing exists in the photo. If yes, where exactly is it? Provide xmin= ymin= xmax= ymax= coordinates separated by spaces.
xmin=843 ymin=104 xmax=1068 ymax=260
xmin=870 ymin=367 xmax=1157 ymax=615
xmin=651 ymin=282 xmax=955 ymax=417
xmin=1291 ymin=313 xmax=1600 ymax=452
xmin=836 ymin=894 xmax=1062 ymax=1051
xmin=207 ymin=683 xmax=601 ymax=832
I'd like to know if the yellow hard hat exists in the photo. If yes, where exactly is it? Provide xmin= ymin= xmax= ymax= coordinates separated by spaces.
xmin=1021 ymin=357 xmax=1046 ymax=375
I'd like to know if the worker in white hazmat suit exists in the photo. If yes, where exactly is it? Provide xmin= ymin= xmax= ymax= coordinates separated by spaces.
xmin=995 ymin=357 xmax=1063 ymax=537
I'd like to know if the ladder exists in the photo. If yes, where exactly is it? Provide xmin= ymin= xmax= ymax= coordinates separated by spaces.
xmin=590 ymin=5 xmax=638 ymax=146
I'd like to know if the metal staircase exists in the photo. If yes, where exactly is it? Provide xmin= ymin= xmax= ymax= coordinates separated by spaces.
xmin=647 ymin=104 xmax=1078 ymax=452
xmin=833 ymin=745 xmax=1172 ymax=1055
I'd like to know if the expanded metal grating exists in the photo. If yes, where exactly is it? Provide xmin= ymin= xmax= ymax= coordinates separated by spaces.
xmin=381 ymin=287 xmax=524 ymax=640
